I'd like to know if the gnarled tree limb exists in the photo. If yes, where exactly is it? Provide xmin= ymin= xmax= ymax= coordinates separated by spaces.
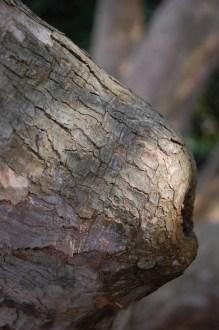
xmin=0 ymin=0 xmax=197 ymax=329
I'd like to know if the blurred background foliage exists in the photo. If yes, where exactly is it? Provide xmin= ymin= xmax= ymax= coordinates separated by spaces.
xmin=189 ymin=68 xmax=219 ymax=169
xmin=23 ymin=0 xmax=219 ymax=170
xmin=23 ymin=0 xmax=96 ymax=49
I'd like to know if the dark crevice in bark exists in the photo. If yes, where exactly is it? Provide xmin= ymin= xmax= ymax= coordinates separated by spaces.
xmin=75 ymin=307 xmax=115 ymax=330
xmin=181 ymin=187 xmax=195 ymax=237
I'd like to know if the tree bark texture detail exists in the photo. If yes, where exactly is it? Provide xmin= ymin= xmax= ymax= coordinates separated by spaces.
xmin=0 ymin=1 xmax=197 ymax=329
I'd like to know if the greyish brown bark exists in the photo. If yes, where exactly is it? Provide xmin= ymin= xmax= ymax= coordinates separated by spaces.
xmin=0 ymin=0 xmax=197 ymax=329
xmin=91 ymin=0 xmax=145 ymax=78
xmin=121 ymin=0 xmax=219 ymax=133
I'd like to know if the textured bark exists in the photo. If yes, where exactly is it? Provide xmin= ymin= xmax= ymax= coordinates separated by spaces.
xmin=121 ymin=0 xmax=219 ymax=132
xmin=0 ymin=0 xmax=197 ymax=329
xmin=113 ymin=224 xmax=219 ymax=330
xmin=91 ymin=0 xmax=145 ymax=78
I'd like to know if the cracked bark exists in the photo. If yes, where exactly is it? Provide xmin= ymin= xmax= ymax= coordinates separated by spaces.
xmin=0 ymin=1 xmax=197 ymax=329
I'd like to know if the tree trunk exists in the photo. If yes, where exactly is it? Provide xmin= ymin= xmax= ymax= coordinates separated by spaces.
xmin=91 ymin=0 xmax=145 ymax=78
xmin=0 ymin=1 xmax=197 ymax=329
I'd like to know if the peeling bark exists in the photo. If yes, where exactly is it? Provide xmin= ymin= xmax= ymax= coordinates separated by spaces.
xmin=0 ymin=0 xmax=197 ymax=329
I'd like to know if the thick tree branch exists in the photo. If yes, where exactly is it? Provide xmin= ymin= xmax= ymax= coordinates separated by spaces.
xmin=0 ymin=0 xmax=197 ymax=329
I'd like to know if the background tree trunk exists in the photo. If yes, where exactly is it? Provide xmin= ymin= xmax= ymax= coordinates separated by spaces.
xmin=0 ymin=0 xmax=197 ymax=329
xmin=122 ymin=0 xmax=219 ymax=132
xmin=91 ymin=0 xmax=145 ymax=79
